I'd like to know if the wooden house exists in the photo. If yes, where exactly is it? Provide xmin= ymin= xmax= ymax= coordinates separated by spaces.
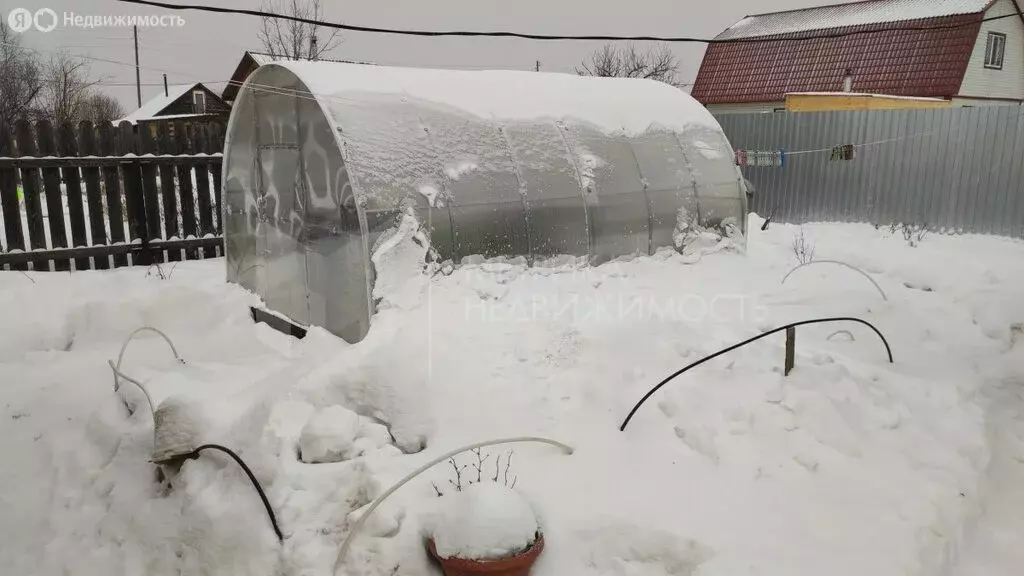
xmin=692 ymin=0 xmax=1024 ymax=113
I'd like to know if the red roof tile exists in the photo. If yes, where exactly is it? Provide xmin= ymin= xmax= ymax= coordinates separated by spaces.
xmin=692 ymin=14 xmax=984 ymax=104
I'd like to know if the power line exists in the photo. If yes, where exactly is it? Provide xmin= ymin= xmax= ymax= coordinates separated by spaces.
xmin=117 ymin=0 xmax=1023 ymax=44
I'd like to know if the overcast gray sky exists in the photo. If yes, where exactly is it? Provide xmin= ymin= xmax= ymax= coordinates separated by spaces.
xmin=10 ymin=0 xmax=851 ymax=110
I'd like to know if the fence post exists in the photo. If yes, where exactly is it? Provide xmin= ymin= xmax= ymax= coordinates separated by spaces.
xmin=209 ymin=121 xmax=224 ymax=236
xmin=58 ymin=122 xmax=90 ymax=270
xmin=15 ymin=120 xmax=48 ymax=269
xmin=192 ymin=123 xmax=216 ymax=258
xmin=0 ymin=123 xmax=26 ymax=270
xmin=139 ymin=123 xmax=164 ymax=263
xmin=35 ymin=120 xmax=71 ymax=271
xmin=119 ymin=120 xmax=151 ymax=266
xmin=78 ymin=121 xmax=109 ymax=269
xmin=784 ymin=326 xmax=796 ymax=376
xmin=98 ymin=122 xmax=127 ymax=266
xmin=175 ymin=120 xmax=199 ymax=259
xmin=156 ymin=121 xmax=181 ymax=262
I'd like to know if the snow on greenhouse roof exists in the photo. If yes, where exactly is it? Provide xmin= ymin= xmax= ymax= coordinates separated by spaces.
xmin=717 ymin=0 xmax=993 ymax=40
xmin=272 ymin=61 xmax=719 ymax=136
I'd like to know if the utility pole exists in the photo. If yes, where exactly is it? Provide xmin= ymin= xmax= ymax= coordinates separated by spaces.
xmin=133 ymin=25 xmax=141 ymax=107
xmin=310 ymin=35 xmax=318 ymax=60
xmin=163 ymin=74 xmax=168 ymax=97
xmin=535 ymin=60 xmax=541 ymax=72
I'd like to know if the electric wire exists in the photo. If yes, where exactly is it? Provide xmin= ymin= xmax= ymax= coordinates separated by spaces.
xmin=116 ymin=0 xmax=1024 ymax=44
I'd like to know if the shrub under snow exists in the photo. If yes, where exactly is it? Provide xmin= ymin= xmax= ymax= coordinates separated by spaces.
xmin=430 ymin=482 xmax=539 ymax=561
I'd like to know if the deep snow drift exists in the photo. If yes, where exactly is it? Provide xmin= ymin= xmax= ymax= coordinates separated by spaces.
xmin=2 ymin=215 xmax=1024 ymax=575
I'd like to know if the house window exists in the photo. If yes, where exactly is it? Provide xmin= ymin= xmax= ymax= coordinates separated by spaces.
xmin=192 ymin=90 xmax=207 ymax=114
xmin=985 ymin=32 xmax=1006 ymax=70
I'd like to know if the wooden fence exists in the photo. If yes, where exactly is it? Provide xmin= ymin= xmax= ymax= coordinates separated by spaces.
xmin=0 ymin=118 xmax=226 ymax=272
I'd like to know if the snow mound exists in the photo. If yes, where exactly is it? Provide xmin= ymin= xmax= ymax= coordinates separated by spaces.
xmin=298 ymin=405 xmax=361 ymax=463
xmin=429 ymin=482 xmax=539 ymax=561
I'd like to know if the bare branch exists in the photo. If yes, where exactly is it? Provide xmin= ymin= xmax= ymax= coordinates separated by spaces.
xmin=259 ymin=0 xmax=341 ymax=60
xmin=0 ymin=23 xmax=43 ymax=126
xmin=470 ymin=448 xmax=491 ymax=483
xmin=504 ymin=450 xmax=514 ymax=486
xmin=447 ymin=457 xmax=467 ymax=492
xmin=577 ymin=42 xmax=680 ymax=86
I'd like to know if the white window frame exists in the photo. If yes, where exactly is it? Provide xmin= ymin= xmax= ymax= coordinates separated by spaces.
xmin=192 ymin=89 xmax=207 ymax=114
xmin=985 ymin=32 xmax=1006 ymax=70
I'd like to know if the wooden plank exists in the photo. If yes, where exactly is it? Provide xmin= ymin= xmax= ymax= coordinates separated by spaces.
xmin=98 ymin=123 xmax=127 ymax=267
xmin=175 ymin=121 xmax=199 ymax=260
xmin=0 ymin=236 xmax=223 ymax=265
xmin=15 ymin=120 xmax=48 ymax=270
xmin=138 ymin=124 xmax=164 ymax=263
xmin=192 ymin=124 xmax=216 ymax=258
xmin=156 ymin=121 xmax=181 ymax=262
xmin=58 ymin=122 xmax=90 ymax=270
xmin=119 ymin=121 xmax=151 ymax=266
xmin=209 ymin=122 xmax=224 ymax=235
xmin=78 ymin=121 xmax=108 ymax=270
xmin=35 ymin=120 xmax=70 ymax=271
xmin=251 ymin=307 xmax=307 ymax=339
xmin=784 ymin=326 xmax=796 ymax=376
xmin=0 ymin=155 xmax=222 ymax=169
xmin=0 ymin=123 xmax=26 ymax=270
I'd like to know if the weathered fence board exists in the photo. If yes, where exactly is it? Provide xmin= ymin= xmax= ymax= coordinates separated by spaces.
xmin=138 ymin=125 xmax=164 ymax=263
xmin=716 ymin=105 xmax=1024 ymax=238
xmin=78 ymin=121 xmax=109 ymax=270
xmin=192 ymin=124 xmax=216 ymax=258
xmin=0 ymin=118 xmax=226 ymax=272
xmin=175 ymin=120 xmax=200 ymax=260
xmin=98 ymin=122 xmax=128 ymax=267
xmin=58 ymin=122 xmax=89 ymax=270
xmin=15 ymin=121 xmax=48 ymax=268
xmin=0 ymin=123 xmax=26 ymax=270
xmin=36 ymin=120 xmax=71 ymax=271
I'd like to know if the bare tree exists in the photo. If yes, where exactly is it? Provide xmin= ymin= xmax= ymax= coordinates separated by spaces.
xmin=0 ymin=23 xmax=43 ymax=127
xmin=258 ymin=0 xmax=341 ymax=60
xmin=81 ymin=92 xmax=125 ymax=125
xmin=577 ymin=43 xmax=680 ymax=86
xmin=38 ymin=50 xmax=96 ymax=126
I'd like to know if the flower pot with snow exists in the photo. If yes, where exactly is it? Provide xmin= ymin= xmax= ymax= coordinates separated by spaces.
xmin=427 ymin=482 xmax=543 ymax=576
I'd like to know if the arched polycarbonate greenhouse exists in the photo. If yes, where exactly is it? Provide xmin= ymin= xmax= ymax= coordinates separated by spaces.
xmin=223 ymin=61 xmax=747 ymax=343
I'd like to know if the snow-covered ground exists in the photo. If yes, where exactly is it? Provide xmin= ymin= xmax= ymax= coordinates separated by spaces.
xmin=2 ymin=214 xmax=1023 ymax=576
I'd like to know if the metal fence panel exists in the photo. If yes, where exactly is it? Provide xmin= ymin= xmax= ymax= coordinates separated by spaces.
xmin=717 ymin=105 xmax=1024 ymax=238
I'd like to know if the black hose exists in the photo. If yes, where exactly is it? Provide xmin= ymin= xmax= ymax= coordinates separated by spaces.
xmin=187 ymin=444 xmax=284 ymax=543
xmin=619 ymin=317 xmax=893 ymax=432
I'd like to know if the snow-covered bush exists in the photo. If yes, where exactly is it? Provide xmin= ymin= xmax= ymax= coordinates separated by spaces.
xmin=429 ymin=481 xmax=539 ymax=561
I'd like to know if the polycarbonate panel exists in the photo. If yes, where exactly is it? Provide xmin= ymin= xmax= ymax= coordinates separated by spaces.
xmin=678 ymin=127 xmax=742 ymax=228
xmin=259 ymin=146 xmax=310 ymax=325
xmin=565 ymin=124 xmax=649 ymax=262
xmin=223 ymin=88 xmax=265 ymax=295
xmin=419 ymin=110 xmax=529 ymax=261
xmin=297 ymin=94 xmax=370 ymax=342
xmin=253 ymin=68 xmax=300 ymax=147
xmin=503 ymin=122 xmax=588 ymax=258
xmin=326 ymin=98 xmax=454 ymax=262
xmin=631 ymin=132 xmax=694 ymax=252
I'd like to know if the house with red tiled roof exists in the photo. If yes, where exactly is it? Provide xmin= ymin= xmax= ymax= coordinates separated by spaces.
xmin=692 ymin=0 xmax=1024 ymax=113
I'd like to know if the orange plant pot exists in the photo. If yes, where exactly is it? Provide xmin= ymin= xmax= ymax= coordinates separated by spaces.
xmin=427 ymin=534 xmax=544 ymax=576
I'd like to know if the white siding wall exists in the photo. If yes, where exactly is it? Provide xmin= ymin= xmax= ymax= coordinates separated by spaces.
xmin=706 ymin=102 xmax=785 ymax=114
xmin=958 ymin=0 xmax=1024 ymax=101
